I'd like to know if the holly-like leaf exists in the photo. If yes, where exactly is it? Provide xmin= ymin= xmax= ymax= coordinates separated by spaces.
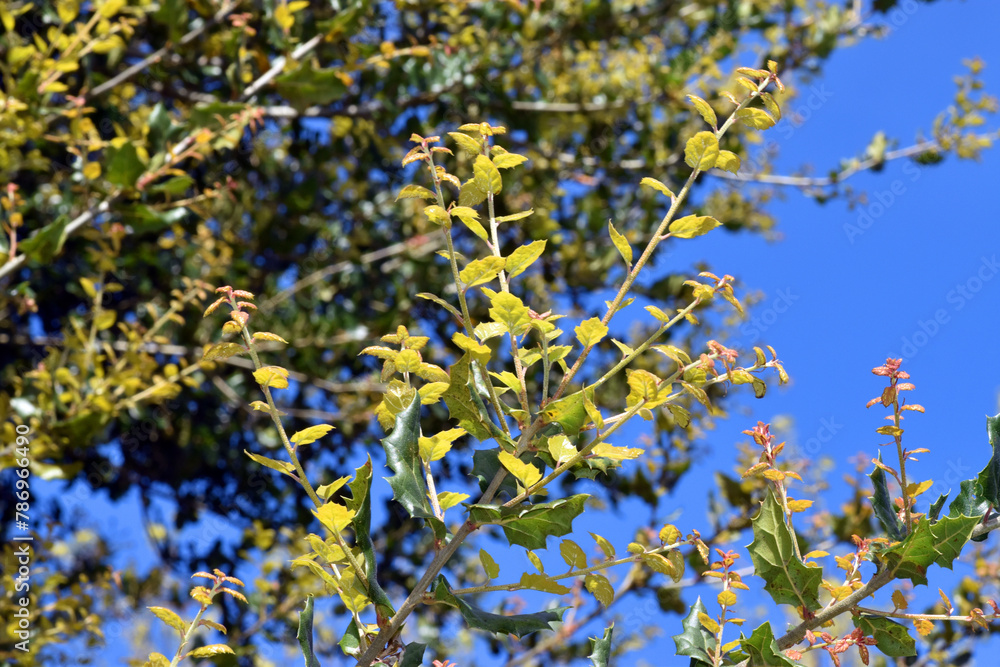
xmin=399 ymin=642 xmax=426 ymax=667
xmin=345 ymin=458 xmax=396 ymax=617
xmin=975 ymin=413 xmax=1000 ymax=506
xmin=853 ymin=615 xmax=916 ymax=657
xmin=672 ymin=597 xmax=716 ymax=664
xmin=433 ymin=576 xmax=566 ymax=638
xmin=882 ymin=514 xmax=981 ymax=585
xmin=747 ymin=490 xmax=822 ymax=611
xmin=443 ymin=354 xmax=493 ymax=441
xmin=471 ymin=448 xmax=539 ymax=499
xmin=499 ymin=450 xmax=542 ymax=488
xmin=927 ymin=491 xmax=949 ymax=522
xmin=589 ymin=623 xmax=614 ymax=667
xmin=106 ymin=142 xmax=146 ymax=187
xmin=741 ymin=622 xmax=798 ymax=666
xmin=870 ymin=452 xmax=906 ymax=541
xmin=542 ymin=390 xmax=588 ymax=436
xmin=381 ymin=394 xmax=434 ymax=519
xmin=296 ymin=595 xmax=321 ymax=667
xmin=947 ymin=478 xmax=990 ymax=519
xmin=468 ymin=495 xmax=589 ymax=551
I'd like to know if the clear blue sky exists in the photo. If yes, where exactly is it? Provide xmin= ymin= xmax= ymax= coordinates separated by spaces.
xmin=48 ymin=2 xmax=1000 ymax=665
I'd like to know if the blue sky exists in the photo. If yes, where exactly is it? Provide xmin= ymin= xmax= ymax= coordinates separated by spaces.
xmin=39 ymin=1 xmax=1000 ymax=665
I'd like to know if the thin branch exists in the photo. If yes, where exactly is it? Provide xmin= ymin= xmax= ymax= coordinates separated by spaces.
xmin=242 ymin=34 xmax=323 ymax=102
xmin=86 ymin=1 xmax=241 ymax=100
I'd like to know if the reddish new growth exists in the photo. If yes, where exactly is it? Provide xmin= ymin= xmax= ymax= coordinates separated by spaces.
xmin=744 ymin=421 xmax=778 ymax=463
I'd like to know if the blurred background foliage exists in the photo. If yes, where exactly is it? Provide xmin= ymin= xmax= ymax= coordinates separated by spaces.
xmin=0 ymin=0 xmax=996 ymax=664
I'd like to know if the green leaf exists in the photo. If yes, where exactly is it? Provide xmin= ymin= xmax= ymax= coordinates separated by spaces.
xmin=19 ymin=215 xmax=69 ymax=264
xmin=608 ymin=221 xmax=632 ymax=266
xmin=747 ymin=490 xmax=822 ymax=611
xmin=202 ymin=342 xmax=246 ymax=362
xmin=473 ymin=154 xmax=503 ymax=195
xmin=416 ymin=292 xmax=463 ymax=322
xmin=469 ymin=495 xmax=589 ymax=551
xmin=687 ymin=94 xmax=718 ymax=127
xmin=853 ymin=615 xmax=916 ymax=657
xmin=338 ymin=618 xmax=361 ymax=658
xmin=495 ymin=209 xmax=534 ymax=224
xmin=443 ymin=354 xmax=493 ymax=441
xmin=975 ymin=413 xmax=1000 ymax=506
xmin=489 ymin=291 xmax=530 ymax=334
xmin=519 ymin=573 xmax=570 ymax=594
xmin=881 ymin=514 xmax=980 ymax=584
xmin=505 ymin=240 xmax=546 ymax=278
xmin=316 ymin=476 xmax=351 ymax=501
xmin=669 ymin=215 xmax=722 ymax=239
xmin=120 ymin=205 xmax=188 ymax=234
xmin=575 ymin=317 xmax=608 ymax=348
xmin=741 ymin=622 xmax=798 ymax=666
xmin=433 ymin=576 xmax=566 ymax=638
xmin=927 ymin=491 xmax=949 ymax=522
xmin=296 ymin=595 xmax=321 ymax=667
xmin=381 ymin=394 xmax=434 ymax=519
xmin=589 ymin=623 xmax=614 ymax=667
xmin=948 ymin=478 xmax=990 ymax=524
xmin=478 ymin=548 xmax=501 ymax=579
xmin=106 ymin=142 xmax=146 ymax=187
xmin=684 ymin=131 xmax=719 ymax=170
xmin=345 ymin=458 xmax=396 ymax=617
xmin=736 ymin=107 xmax=776 ymax=130
xmin=672 ymin=597 xmax=717 ymax=664
xmin=460 ymin=256 xmax=506 ymax=288
xmin=590 ymin=532 xmax=615 ymax=559
xmin=274 ymin=64 xmax=348 ymax=110
xmin=870 ymin=452 xmax=906 ymax=541
xmin=399 ymin=642 xmax=426 ymax=667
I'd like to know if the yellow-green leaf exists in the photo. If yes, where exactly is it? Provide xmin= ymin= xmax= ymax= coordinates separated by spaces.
xmin=436 ymin=491 xmax=469 ymax=511
xmin=480 ymin=549 xmax=500 ymax=579
xmin=498 ymin=450 xmax=542 ymax=488
xmin=186 ymin=645 xmax=235 ymax=657
xmin=669 ymin=215 xmax=722 ymax=239
xmin=715 ymin=150 xmax=741 ymax=174
xmin=448 ymin=131 xmax=482 ymax=155
xmin=575 ymin=317 xmax=608 ymax=348
xmin=316 ymin=476 xmax=351 ymax=500
xmin=460 ymin=256 xmax=506 ymax=288
xmin=546 ymin=434 xmax=576 ymax=465
xmin=396 ymin=184 xmax=436 ymax=201
xmin=419 ymin=428 xmax=466 ymax=462
xmin=495 ymin=209 xmax=534 ymax=224
xmin=736 ymin=107 xmax=776 ymax=130
xmin=639 ymin=177 xmax=674 ymax=198
xmin=488 ymin=291 xmax=530 ymax=335
xmin=312 ymin=501 xmax=356 ymax=533
xmin=520 ymin=573 xmax=570 ymax=595
xmin=290 ymin=424 xmax=335 ymax=447
xmin=493 ymin=153 xmax=528 ymax=169
xmin=591 ymin=443 xmax=643 ymax=460
xmin=94 ymin=310 xmax=116 ymax=330
xmin=591 ymin=532 xmax=615 ymax=559
xmin=505 ymin=240 xmax=546 ymax=278
xmin=253 ymin=365 xmax=289 ymax=389
xmin=560 ymin=539 xmax=587 ymax=569
xmin=585 ymin=573 xmax=614 ymax=607
xmin=203 ymin=342 xmax=246 ymax=361
xmin=687 ymin=94 xmax=718 ymax=128
xmin=244 ymin=450 xmax=295 ymax=475
xmin=684 ymin=131 xmax=719 ymax=170
xmin=608 ymin=221 xmax=632 ymax=266
xmin=148 ymin=607 xmax=186 ymax=635
xmin=473 ymin=155 xmax=502 ymax=195
xmin=423 ymin=205 xmax=451 ymax=226
xmin=452 ymin=332 xmax=492 ymax=364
